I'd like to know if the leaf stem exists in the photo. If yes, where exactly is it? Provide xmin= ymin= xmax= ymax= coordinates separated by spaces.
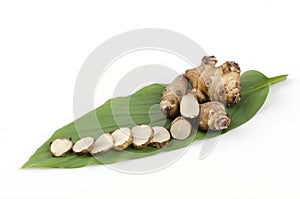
xmin=268 ymin=74 xmax=288 ymax=85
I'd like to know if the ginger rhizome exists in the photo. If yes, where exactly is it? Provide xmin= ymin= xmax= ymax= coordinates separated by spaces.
xmin=185 ymin=56 xmax=241 ymax=105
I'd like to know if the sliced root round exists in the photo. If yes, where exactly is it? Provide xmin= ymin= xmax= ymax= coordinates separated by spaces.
xmin=131 ymin=125 xmax=154 ymax=149
xmin=72 ymin=137 xmax=94 ymax=154
xmin=90 ymin=133 xmax=114 ymax=155
xmin=170 ymin=116 xmax=192 ymax=140
xmin=180 ymin=92 xmax=200 ymax=119
xmin=111 ymin=127 xmax=133 ymax=151
xmin=50 ymin=138 xmax=73 ymax=157
xmin=151 ymin=126 xmax=171 ymax=148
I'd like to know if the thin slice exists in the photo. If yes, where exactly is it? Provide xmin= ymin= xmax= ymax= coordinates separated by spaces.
xmin=151 ymin=126 xmax=171 ymax=148
xmin=72 ymin=137 xmax=94 ymax=154
xmin=90 ymin=133 xmax=114 ymax=155
xmin=170 ymin=116 xmax=192 ymax=140
xmin=131 ymin=125 xmax=154 ymax=149
xmin=180 ymin=92 xmax=200 ymax=119
xmin=50 ymin=138 xmax=73 ymax=157
xmin=111 ymin=128 xmax=133 ymax=151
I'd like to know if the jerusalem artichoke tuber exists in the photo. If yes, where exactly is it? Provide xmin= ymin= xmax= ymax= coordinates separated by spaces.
xmin=199 ymin=101 xmax=231 ymax=131
xmin=160 ymin=74 xmax=189 ymax=117
xmin=184 ymin=56 xmax=241 ymax=105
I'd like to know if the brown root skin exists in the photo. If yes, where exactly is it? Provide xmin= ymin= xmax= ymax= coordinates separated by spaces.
xmin=199 ymin=101 xmax=231 ymax=131
xmin=184 ymin=56 xmax=241 ymax=105
xmin=160 ymin=74 xmax=188 ymax=117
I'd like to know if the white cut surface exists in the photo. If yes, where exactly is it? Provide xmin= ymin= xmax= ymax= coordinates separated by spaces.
xmin=170 ymin=118 xmax=192 ymax=140
xmin=111 ymin=128 xmax=132 ymax=148
xmin=151 ymin=126 xmax=170 ymax=143
xmin=50 ymin=138 xmax=73 ymax=157
xmin=131 ymin=125 xmax=153 ymax=147
xmin=90 ymin=133 xmax=114 ymax=155
xmin=72 ymin=137 xmax=94 ymax=153
xmin=180 ymin=92 xmax=200 ymax=119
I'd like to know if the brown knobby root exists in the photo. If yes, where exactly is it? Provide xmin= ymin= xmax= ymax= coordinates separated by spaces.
xmin=199 ymin=101 xmax=231 ymax=131
xmin=160 ymin=74 xmax=189 ymax=117
xmin=111 ymin=127 xmax=133 ymax=151
xmin=50 ymin=138 xmax=73 ymax=157
xmin=170 ymin=116 xmax=192 ymax=140
xmin=184 ymin=56 xmax=241 ymax=105
xmin=90 ymin=133 xmax=114 ymax=155
xmin=180 ymin=91 xmax=200 ymax=119
xmin=72 ymin=137 xmax=94 ymax=155
xmin=151 ymin=126 xmax=171 ymax=148
xmin=131 ymin=125 xmax=154 ymax=149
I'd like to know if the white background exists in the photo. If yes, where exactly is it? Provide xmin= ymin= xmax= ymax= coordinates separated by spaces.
xmin=1 ymin=0 xmax=300 ymax=198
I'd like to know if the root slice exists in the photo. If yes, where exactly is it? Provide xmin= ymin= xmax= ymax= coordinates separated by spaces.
xmin=131 ymin=125 xmax=154 ymax=149
xmin=151 ymin=126 xmax=171 ymax=148
xmin=180 ymin=92 xmax=200 ymax=119
xmin=170 ymin=116 xmax=192 ymax=140
xmin=90 ymin=133 xmax=114 ymax=155
xmin=72 ymin=137 xmax=94 ymax=154
xmin=111 ymin=127 xmax=133 ymax=151
xmin=50 ymin=138 xmax=73 ymax=157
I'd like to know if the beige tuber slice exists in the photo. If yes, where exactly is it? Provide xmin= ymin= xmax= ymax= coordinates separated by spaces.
xmin=170 ymin=116 xmax=192 ymax=140
xmin=160 ymin=74 xmax=189 ymax=117
xmin=151 ymin=126 xmax=171 ymax=148
xmin=72 ymin=137 xmax=94 ymax=154
xmin=180 ymin=92 xmax=200 ymax=119
xmin=90 ymin=133 xmax=114 ymax=155
xmin=111 ymin=127 xmax=133 ymax=151
xmin=50 ymin=138 xmax=73 ymax=157
xmin=184 ymin=56 xmax=241 ymax=105
xmin=199 ymin=101 xmax=231 ymax=131
xmin=131 ymin=125 xmax=154 ymax=149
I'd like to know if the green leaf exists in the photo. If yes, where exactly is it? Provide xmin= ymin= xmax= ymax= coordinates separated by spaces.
xmin=22 ymin=70 xmax=287 ymax=168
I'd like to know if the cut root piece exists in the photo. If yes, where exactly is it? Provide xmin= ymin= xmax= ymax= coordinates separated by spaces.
xmin=170 ymin=116 xmax=192 ymax=140
xmin=90 ymin=133 xmax=114 ymax=155
xmin=50 ymin=138 xmax=73 ymax=157
xmin=160 ymin=74 xmax=189 ymax=117
xmin=131 ymin=125 xmax=154 ymax=149
xmin=151 ymin=126 xmax=171 ymax=148
xmin=72 ymin=137 xmax=94 ymax=154
xmin=111 ymin=127 xmax=133 ymax=151
xmin=180 ymin=92 xmax=200 ymax=119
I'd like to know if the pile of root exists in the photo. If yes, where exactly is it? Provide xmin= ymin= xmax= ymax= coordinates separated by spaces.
xmin=50 ymin=55 xmax=241 ymax=157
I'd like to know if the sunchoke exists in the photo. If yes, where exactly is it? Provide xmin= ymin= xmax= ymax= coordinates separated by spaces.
xmin=72 ymin=137 xmax=94 ymax=154
xmin=199 ymin=101 xmax=231 ymax=131
xmin=170 ymin=116 xmax=192 ymax=140
xmin=151 ymin=126 xmax=171 ymax=148
xmin=111 ymin=127 xmax=133 ymax=151
xmin=185 ymin=56 xmax=241 ymax=105
xmin=131 ymin=125 xmax=154 ymax=149
xmin=50 ymin=138 xmax=73 ymax=157
xmin=160 ymin=74 xmax=188 ymax=117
